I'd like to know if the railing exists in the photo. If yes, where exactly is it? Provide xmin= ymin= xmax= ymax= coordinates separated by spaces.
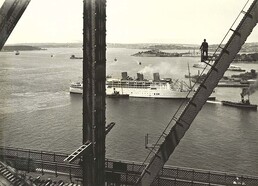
xmin=1 ymin=146 xmax=258 ymax=185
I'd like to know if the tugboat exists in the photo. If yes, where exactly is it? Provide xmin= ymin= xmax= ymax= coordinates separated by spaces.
xmin=222 ymin=89 xmax=257 ymax=110
xmin=70 ymin=55 xmax=83 ymax=59
xmin=106 ymin=89 xmax=129 ymax=98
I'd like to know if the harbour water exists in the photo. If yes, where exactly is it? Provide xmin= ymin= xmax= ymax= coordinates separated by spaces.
xmin=0 ymin=47 xmax=258 ymax=176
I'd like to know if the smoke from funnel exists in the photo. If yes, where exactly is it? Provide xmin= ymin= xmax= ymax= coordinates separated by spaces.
xmin=138 ymin=62 xmax=180 ymax=78
xmin=241 ymin=79 xmax=258 ymax=96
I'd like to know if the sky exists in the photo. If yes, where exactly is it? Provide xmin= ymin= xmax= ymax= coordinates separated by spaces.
xmin=1 ymin=0 xmax=258 ymax=45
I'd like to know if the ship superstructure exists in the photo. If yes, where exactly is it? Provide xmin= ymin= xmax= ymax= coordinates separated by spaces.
xmin=71 ymin=72 xmax=216 ymax=99
xmin=107 ymin=72 xmax=199 ymax=99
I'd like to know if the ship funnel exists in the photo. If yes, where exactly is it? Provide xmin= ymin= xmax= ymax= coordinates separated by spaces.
xmin=153 ymin=73 xmax=160 ymax=82
xmin=121 ymin=72 xmax=128 ymax=80
xmin=137 ymin=73 xmax=144 ymax=81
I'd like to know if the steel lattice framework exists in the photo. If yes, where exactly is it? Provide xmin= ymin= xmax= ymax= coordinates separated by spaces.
xmin=137 ymin=0 xmax=258 ymax=185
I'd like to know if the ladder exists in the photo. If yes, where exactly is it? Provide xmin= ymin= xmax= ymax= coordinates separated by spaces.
xmin=136 ymin=0 xmax=258 ymax=185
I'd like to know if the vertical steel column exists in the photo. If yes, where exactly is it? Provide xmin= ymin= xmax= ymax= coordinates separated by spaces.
xmin=83 ymin=0 xmax=106 ymax=185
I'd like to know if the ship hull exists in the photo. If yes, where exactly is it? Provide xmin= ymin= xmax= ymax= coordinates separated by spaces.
xmin=222 ymin=101 xmax=257 ymax=110
xmin=106 ymin=87 xmax=214 ymax=99
xmin=70 ymin=86 xmax=216 ymax=100
xmin=69 ymin=87 xmax=83 ymax=94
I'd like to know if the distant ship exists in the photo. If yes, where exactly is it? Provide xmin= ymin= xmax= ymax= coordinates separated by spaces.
xmin=181 ymin=50 xmax=200 ymax=57
xmin=186 ymin=73 xmax=250 ymax=87
xmin=231 ymin=69 xmax=257 ymax=79
xmin=193 ymin=62 xmax=245 ymax=71
xmin=15 ymin=51 xmax=20 ymax=55
xmin=70 ymin=72 xmax=216 ymax=100
xmin=228 ymin=65 xmax=246 ymax=72
xmin=70 ymin=55 xmax=83 ymax=59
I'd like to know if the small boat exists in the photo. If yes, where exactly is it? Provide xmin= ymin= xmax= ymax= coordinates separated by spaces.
xmin=193 ymin=62 xmax=208 ymax=69
xmin=70 ymin=55 xmax=83 ymax=59
xmin=221 ymin=100 xmax=257 ymax=110
xmin=227 ymin=65 xmax=245 ymax=72
xmin=222 ymin=93 xmax=257 ymax=110
xmin=69 ymin=82 xmax=83 ymax=94
xmin=15 ymin=51 xmax=20 ymax=55
xmin=106 ymin=90 xmax=129 ymax=98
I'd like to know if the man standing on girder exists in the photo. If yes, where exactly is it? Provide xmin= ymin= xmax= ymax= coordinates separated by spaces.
xmin=200 ymin=39 xmax=208 ymax=62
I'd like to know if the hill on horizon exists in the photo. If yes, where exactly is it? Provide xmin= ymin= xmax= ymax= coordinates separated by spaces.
xmin=3 ymin=42 xmax=258 ymax=53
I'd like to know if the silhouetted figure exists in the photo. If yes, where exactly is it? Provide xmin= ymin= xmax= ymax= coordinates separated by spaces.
xmin=200 ymin=39 xmax=208 ymax=62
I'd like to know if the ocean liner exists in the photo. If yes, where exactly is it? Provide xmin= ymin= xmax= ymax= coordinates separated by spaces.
xmin=70 ymin=72 xmax=216 ymax=99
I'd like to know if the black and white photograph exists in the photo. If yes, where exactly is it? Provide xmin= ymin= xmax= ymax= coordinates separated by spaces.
xmin=0 ymin=0 xmax=258 ymax=185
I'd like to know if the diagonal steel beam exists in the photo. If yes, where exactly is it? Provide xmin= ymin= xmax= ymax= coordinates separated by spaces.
xmin=0 ymin=0 xmax=30 ymax=50
xmin=137 ymin=0 xmax=258 ymax=185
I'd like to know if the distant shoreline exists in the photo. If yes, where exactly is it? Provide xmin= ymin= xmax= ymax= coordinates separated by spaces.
xmin=2 ymin=42 xmax=258 ymax=51
xmin=1 ymin=45 xmax=46 ymax=52
xmin=1 ymin=43 xmax=258 ymax=63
